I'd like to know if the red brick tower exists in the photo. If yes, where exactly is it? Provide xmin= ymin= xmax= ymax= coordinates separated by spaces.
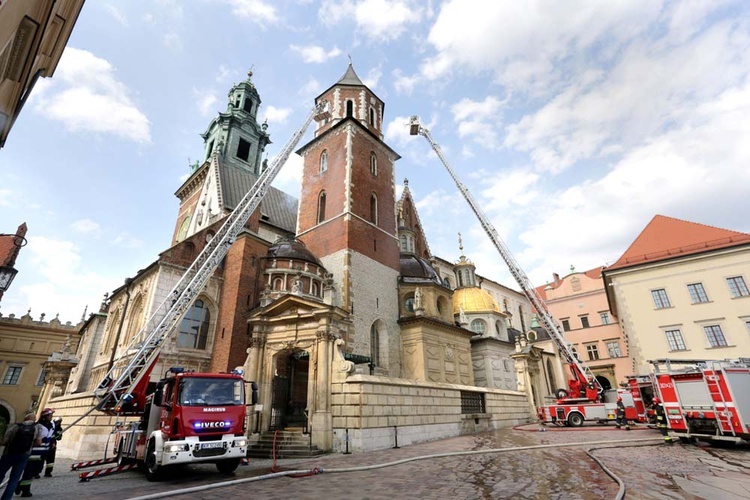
xmin=296 ymin=64 xmax=401 ymax=374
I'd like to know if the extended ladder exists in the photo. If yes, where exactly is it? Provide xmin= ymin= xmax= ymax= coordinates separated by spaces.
xmin=92 ymin=101 xmax=330 ymax=413
xmin=408 ymin=116 xmax=601 ymax=391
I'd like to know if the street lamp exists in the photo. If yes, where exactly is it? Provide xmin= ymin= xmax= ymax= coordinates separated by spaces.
xmin=0 ymin=233 xmax=27 ymax=294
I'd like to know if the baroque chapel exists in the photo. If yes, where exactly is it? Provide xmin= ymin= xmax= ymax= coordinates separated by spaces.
xmin=56 ymin=65 xmax=561 ymax=457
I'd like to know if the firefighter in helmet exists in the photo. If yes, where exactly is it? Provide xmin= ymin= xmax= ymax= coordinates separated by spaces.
xmin=614 ymin=396 xmax=630 ymax=430
xmin=652 ymin=397 xmax=673 ymax=444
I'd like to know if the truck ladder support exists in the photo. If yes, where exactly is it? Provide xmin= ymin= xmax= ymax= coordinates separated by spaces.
xmin=408 ymin=116 xmax=601 ymax=393
xmin=91 ymin=101 xmax=330 ymax=413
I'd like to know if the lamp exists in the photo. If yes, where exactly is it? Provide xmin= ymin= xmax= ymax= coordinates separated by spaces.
xmin=0 ymin=232 xmax=27 ymax=294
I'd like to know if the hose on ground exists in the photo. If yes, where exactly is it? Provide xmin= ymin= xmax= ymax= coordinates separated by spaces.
xmin=587 ymin=441 xmax=664 ymax=500
xmin=127 ymin=437 xmax=661 ymax=500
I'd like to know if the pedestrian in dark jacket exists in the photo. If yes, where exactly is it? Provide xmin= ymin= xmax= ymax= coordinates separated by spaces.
xmin=17 ymin=408 xmax=54 ymax=497
xmin=653 ymin=398 xmax=673 ymax=444
xmin=42 ymin=417 xmax=63 ymax=477
xmin=614 ymin=396 xmax=630 ymax=430
xmin=0 ymin=412 xmax=42 ymax=500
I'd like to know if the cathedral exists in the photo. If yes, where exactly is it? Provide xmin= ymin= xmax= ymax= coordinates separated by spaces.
xmin=53 ymin=65 xmax=565 ymax=458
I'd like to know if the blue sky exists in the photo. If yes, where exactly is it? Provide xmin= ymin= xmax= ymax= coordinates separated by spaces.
xmin=2 ymin=0 xmax=750 ymax=323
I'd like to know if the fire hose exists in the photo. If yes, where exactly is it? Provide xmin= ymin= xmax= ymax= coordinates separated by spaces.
xmin=127 ymin=436 xmax=661 ymax=500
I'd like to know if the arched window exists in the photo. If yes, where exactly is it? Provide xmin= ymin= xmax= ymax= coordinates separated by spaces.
xmin=320 ymin=150 xmax=328 ymax=173
xmin=370 ymin=153 xmax=377 ymax=176
xmin=177 ymin=299 xmax=210 ymax=350
xmin=370 ymin=194 xmax=378 ymax=225
xmin=346 ymin=100 xmax=353 ymax=117
xmin=273 ymin=277 xmax=284 ymax=291
xmin=124 ymin=295 xmax=144 ymax=345
xmin=176 ymin=216 xmax=191 ymax=242
xmin=457 ymin=270 xmax=464 ymax=287
xmin=311 ymin=281 xmax=319 ymax=297
xmin=495 ymin=320 xmax=502 ymax=336
xmin=443 ymin=277 xmax=452 ymax=289
xmin=369 ymin=107 xmax=375 ymax=126
xmin=317 ymin=191 xmax=326 ymax=223
xmin=400 ymin=235 xmax=407 ymax=252
xmin=370 ymin=323 xmax=380 ymax=367
xmin=102 ymin=309 xmax=120 ymax=354
xmin=470 ymin=319 xmax=487 ymax=335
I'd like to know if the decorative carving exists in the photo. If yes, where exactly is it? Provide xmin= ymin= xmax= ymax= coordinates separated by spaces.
xmin=316 ymin=330 xmax=337 ymax=342
xmin=458 ymin=306 xmax=468 ymax=325
xmin=333 ymin=338 xmax=355 ymax=374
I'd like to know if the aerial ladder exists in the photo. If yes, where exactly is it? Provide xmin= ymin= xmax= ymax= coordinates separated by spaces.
xmin=66 ymin=100 xmax=330 ymax=429
xmin=408 ymin=116 xmax=601 ymax=400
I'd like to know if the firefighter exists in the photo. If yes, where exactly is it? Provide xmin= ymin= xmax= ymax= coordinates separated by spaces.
xmin=653 ymin=397 xmax=673 ymax=444
xmin=16 ymin=408 xmax=54 ymax=497
xmin=614 ymin=396 xmax=630 ymax=430
xmin=43 ymin=417 xmax=63 ymax=477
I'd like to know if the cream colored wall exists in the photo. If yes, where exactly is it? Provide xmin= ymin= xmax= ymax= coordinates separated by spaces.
xmin=544 ymin=272 xmax=631 ymax=386
xmin=608 ymin=246 xmax=750 ymax=374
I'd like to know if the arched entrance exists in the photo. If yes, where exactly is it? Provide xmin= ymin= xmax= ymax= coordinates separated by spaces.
xmin=270 ymin=349 xmax=310 ymax=430
xmin=595 ymin=375 xmax=612 ymax=391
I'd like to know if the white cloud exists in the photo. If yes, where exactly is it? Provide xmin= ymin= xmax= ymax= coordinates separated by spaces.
xmin=319 ymin=0 xmax=423 ymax=41
xmin=71 ymin=219 xmax=101 ymax=235
xmin=290 ymin=44 xmax=342 ymax=63
xmin=105 ymin=4 xmax=128 ymax=26
xmin=111 ymin=233 xmax=144 ymax=249
xmin=272 ymin=153 xmax=303 ymax=199
xmin=31 ymin=48 xmax=151 ymax=143
xmin=163 ymin=32 xmax=183 ymax=50
xmin=363 ymin=65 xmax=382 ymax=89
xmin=223 ymin=0 xmax=278 ymax=26
xmin=392 ymin=68 xmax=419 ymax=95
xmin=299 ymin=78 xmax=322 ymax=97
xmin=195 ymin=90 xmax=219 ymax=116
xmin=262 ymin=106 xmax=292 ymax=124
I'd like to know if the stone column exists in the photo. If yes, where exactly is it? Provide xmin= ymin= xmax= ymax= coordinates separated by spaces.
xmin=244 ymin=328 xmax=265 ymax=435
xmin=311 ymin=329 xmax=335 ymax=451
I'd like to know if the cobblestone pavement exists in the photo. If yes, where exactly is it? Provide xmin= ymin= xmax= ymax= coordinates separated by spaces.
xmin=24 ymin=425 xmax=750 ymax=499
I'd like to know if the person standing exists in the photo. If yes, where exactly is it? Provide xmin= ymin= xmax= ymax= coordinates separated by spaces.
xmin=43 ymin=417 xmax=63 ymax=477
xmin=614 ymin=396 xmax=630 ymax=430
xmin=653 ymin=398 xmax=673 ymax=444
xmin=0 ymin=412 xmax=41 ymax=500
xmin=16 ymin=408 xmax=54 ymax=497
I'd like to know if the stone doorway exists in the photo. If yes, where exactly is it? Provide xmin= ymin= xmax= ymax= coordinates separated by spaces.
xmin=270 ymin=349 xmax=309 ymax=431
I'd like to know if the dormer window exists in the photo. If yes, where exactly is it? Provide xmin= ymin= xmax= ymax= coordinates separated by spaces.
xmin=320 ymin=150 xmax=328 ymax=173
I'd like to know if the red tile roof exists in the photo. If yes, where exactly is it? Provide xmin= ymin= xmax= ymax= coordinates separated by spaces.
xmin=606 ymin=215 xmax=750 ymax=271
xmin=0 ymin=235 xmax=16 ymax=266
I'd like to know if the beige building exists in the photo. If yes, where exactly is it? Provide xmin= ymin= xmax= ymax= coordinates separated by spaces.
xmin=537 ymin=267 xmax=630 ymax=390
xmin=603 ymin=215 xmax=750 ymax=374
xmin=0 ymin=310 xmax=81 ymax=437
xmin=0 ymin=0 xmax=85 ymax=148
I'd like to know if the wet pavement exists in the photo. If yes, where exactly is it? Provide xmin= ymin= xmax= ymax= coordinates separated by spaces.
xmin=24 ymin=424 xmax=750 ymax=499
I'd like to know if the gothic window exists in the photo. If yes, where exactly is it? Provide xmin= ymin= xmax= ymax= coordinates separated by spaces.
xmin=320 ymin=150 xmax=328 ymax=173
xmin=370 ymin=153 xmax=377 ymax=176
xmin=369 ymin=107 xmax=375 ymax=126
xmin=124 ymin=294 xmax=144 ymax=345
xmin=346 ymin=100 xmax=354 ymax=117
xmin=177 ymin=299 xmax=210 ymax=350
xmin=370 ymin=194 xmax=378 ymax=225
xmin=370 ymin=323 xmax=380 ymax=367
xmin=317 ymin=191 xmax=326 ymax=223
xmin=236 ymin=138 xmax=250 ymax=161
xmin=103 ymin=309 xmax=121 ymax=354
xmin=177 ymin=216 xmax=191 ymax=242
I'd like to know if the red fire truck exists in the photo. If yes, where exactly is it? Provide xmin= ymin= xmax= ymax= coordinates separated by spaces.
xmin=652 ymin=358 xmax=750 ymax=443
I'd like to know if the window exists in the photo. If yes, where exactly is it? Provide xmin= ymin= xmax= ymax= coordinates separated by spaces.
xmin=651 ymin=289 xmax=671 ymax=309
xmin=586 ymin=344 xmax=600 ymax=361
xmin=703 ymin=325 xmax=728 ymax=347
xmin=311 ymin=282 xmax=319 ymax=296
xmin=580 ymin=315 xmax=590 ymax=328
xmin=370 ymin=194 xmax=378 ymax=224
xmin=606 ymin=341 xmax=621 ymax=358
xmin=346 ymin=100 xmax=353 ymax=117
xmin=495 ymin=320 xmax=502 ymax=336
xmin=369 ymin=107 xmax=375 ymax=126
xmin=320 ymin=150 xmax=328 ymax=173
xmin=561 ymin=319 xmax=570 ymax=332
xmin=571 ymin=345 xmax=580 ymax=359
xmin=599 ymin=312 xmax=610 ymax=325
xmin=443 ymin=277 xmax=451 ymax=289
xmin=460 ymin=391 xmax=485 ymax=414
xmin=404 ymin=294 xmax=415 ymax=313
xmin=243 ymin=98 xmax=253 ymax=113
xmin=370 ymin=323 xmax=380 ymax=367
xmin=370 ymin=153 xmax=377 ymax=176
xmin=687 ymin=283 xmax=709 ymax=303
xmin=317 ymin=191 xmax=326 ymax=223
xmin=470 ymin=319 xmax=487 ymax=335
xmin=665 ymin=329 xmax=686 ymax=351
xmin=236 ymin=138 xmax=250 ymax=161
xmin=400 ymin=235 xmax=407 ymax=252
xmin=2 ymin=366 xmax=22 ymax=385
xmin=727 ymin=276 xmax=749 ymax=298
xmin=177 ymin=299 xmax=210 ymax=350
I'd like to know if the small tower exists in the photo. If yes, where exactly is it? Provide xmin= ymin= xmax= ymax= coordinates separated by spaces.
xmin=454 ymin=233 xmax=477 ymax=288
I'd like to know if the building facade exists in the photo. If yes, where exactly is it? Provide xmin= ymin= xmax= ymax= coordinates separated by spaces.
xmin=603 ymin=215 xmax=750 ymax=374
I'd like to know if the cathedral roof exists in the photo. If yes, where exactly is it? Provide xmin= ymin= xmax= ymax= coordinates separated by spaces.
xmin=267 ymin=237 xmax=321 ymax=266
xmin=452 ymin=287 xmax=501 ymax=315
xmin=400 ymin=254 xmax=441 ymax=283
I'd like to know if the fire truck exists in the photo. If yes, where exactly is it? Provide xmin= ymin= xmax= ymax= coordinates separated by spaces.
xmin=70 ymin=101 xmax=330 ymax=481
xmin=652 ymin=358 xmax=750 ymax=443
xmin=407 ymin=117 xmax=640 ymax=427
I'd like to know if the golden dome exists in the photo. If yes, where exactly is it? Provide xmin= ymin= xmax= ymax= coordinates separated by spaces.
xmin=452 ymin=287 xmax=501 ymax=315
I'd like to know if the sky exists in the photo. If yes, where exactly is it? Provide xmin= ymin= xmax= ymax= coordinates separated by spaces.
xmin=2 ymin=0 xmax=750 ymax=324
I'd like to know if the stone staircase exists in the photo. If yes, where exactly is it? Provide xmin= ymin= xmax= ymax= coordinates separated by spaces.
xmin=246 ymin=429 xmax=326 ymax=458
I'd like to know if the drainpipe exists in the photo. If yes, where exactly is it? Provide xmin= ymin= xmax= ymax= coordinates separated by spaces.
xmin=107 ymin=278 xmax=133 ymax=372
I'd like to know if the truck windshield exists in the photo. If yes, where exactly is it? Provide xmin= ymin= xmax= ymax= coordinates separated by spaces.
xmin=178 ymin=378 xmax=244 ymax=406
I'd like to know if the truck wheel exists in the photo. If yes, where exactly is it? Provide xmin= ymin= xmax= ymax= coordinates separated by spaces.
xmin=145 ymin=440 xmax=162 ymax=481
xmin=555 ymin=389 xmax=569 ymax=399
xmin=567 ymin=413 xmax=584 ymax=427
xmin=216 ymin=458 xmax=241 ymax=475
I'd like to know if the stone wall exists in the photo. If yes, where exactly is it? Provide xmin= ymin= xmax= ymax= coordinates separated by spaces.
xmin=330 ymin=374 xmax=530 ymax=453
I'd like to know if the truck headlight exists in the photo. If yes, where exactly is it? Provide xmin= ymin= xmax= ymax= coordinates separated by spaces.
xmin=166 ymin=444 xmax=189 ymax=453
xmin=233 ymin=439 xmax=247 ymax=447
